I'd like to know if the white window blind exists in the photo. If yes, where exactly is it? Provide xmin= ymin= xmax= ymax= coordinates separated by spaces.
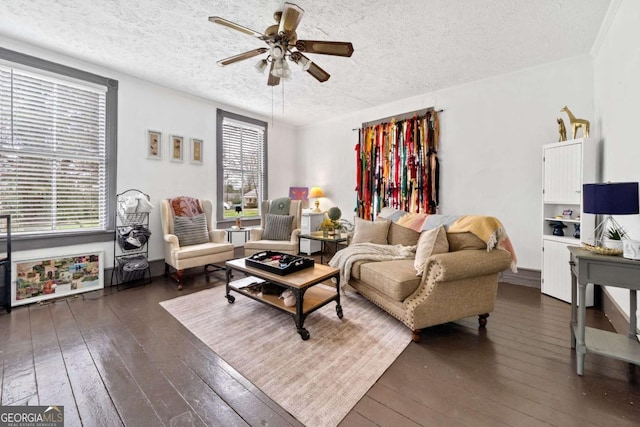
xmin=0 ymin=65 xmax=107 ymax=234
xmin=221 ymin=117 xmax=266 ymax=217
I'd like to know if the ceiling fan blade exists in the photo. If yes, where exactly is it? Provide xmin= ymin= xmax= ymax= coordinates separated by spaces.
xmin=306 ymin=62 xmax=330 ymax=83
xmin=209 ymin=16 xmax=264 ymax=39
xmin=278 ymin=3 xmax=304 ymax=36
xmin=267 ymin=61 xmax=281 ymax=86
xmin=296 ymin=40 xmax=354 ymax=57
xmin=217 ymin=48 xmax=268 ymax=66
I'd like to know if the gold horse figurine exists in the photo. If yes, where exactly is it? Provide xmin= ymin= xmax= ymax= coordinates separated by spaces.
xmin=560 ymin=106 xmax=590 ymax=139
xmin=557 ymin=118 xmax=567 ymax=142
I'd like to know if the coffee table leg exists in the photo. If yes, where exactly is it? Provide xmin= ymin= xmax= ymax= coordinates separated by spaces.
xmin=294 ymin=288 xmax=310 ymax=340
xmin=225 ymin=266 xmax=235 ymax=304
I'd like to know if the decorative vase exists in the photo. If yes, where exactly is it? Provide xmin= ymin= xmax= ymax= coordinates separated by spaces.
xmin=549 ymin=221 xmax=567 ymax=236
xmin=334 ymin=230 xmax=341 ymax=239
xmin=573 ymin=224 xmax=580 ymax=238
xmin=322 ymin=229 xmax=329 ymax=238
xmin=235 ymin=217 xmax=241 ymax=228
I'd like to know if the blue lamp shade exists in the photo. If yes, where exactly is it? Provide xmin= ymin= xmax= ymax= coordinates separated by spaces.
xmin=583 ymin=182 xmax=639 ymax=215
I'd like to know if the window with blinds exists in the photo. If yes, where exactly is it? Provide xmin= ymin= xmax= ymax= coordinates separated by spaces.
xmin=217 ymin=110 xmax=267 ymax=219
xmin=0 ymin=65 xmax=108 ymax=235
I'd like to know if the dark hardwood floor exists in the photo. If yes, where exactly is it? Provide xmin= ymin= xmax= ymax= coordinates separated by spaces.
xmin=1 ymin=250 xmax=639 ymax=426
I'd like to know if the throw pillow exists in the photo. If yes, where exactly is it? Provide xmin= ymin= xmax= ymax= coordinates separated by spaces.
xmin=173 ymin=213 xmax=210 ymax=246
xmin=170 ymin=196 xmax=203 ymax=217
xmin=263 ymin=214 xmax=294 ymax=241
xmin=351 ymin=217 xmax=390 ymax=245
xmin=414 ymin=225 xmax=449 ymax=276
xmin=387 ymin=221 xmax=421 ymax=246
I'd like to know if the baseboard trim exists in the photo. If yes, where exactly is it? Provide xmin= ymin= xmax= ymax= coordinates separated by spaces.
xmin=601 ymin=287 xmax=637 ymax=334
xmin=500 ymin=267 xmax=540 ymax=288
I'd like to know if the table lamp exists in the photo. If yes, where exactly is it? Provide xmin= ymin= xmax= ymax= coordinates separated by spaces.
xmin=583 ymin=182 xmax=639 ymax=246
xmin=309 ymin=187 xmax=325 ymax=212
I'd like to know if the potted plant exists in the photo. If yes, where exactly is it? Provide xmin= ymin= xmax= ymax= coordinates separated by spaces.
xmin=327 ymin=207 xmax=343 ymax=237
xmin=603 ymin=226 xmax=626 ymax=250
xmin=320 ymin=218 xmax=334 ymax=237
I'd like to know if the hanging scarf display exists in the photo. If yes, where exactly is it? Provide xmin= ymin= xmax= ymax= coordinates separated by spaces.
xmin=355 ymin=110 xmax=440 ymax=219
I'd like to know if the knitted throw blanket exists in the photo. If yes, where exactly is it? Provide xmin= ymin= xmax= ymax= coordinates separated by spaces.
xmin=329 ymin=243 xmax=416 ymax=287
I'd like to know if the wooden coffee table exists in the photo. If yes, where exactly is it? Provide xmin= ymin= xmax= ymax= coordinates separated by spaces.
xmin=225 ymin=258 xmax=342 ymax=340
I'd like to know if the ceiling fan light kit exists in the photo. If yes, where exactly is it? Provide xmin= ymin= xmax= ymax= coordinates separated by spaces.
xmin=209 ymin=2 xmax=354 ymax=86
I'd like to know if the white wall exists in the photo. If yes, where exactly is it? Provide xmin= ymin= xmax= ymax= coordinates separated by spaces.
xmin=1 ymin=36 xmax=297 ymax=268
xmin=296 ymin=55 xmax=595 ymax=270
xmin=593 ymin=0 xmax=640 ymax=319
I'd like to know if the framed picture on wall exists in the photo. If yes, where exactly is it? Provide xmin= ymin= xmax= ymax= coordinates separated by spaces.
xmin=147 ymin=130 xmax=162 ymax=159
xmin=191 ymin=138 xmax=203 ymax=164
xmin=170 ymin=135 xmax=184 ymax=162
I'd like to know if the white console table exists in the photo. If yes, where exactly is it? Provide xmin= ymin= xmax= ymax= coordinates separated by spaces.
xmin=568 ymin=246 xmax=640 ymax=376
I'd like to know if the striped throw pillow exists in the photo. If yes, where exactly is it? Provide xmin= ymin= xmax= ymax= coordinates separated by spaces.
xmin=173 ymin=213 xmax=210 ymax=246
xmin=262 ymin=214 xmax=294 ymax=241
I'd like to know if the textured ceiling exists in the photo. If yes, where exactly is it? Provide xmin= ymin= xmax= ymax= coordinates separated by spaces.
xmin=0 ymin=0 xmax=612 ymax=127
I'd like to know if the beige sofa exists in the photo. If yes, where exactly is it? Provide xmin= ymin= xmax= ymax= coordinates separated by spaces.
xmin=343 ymin=219 xmax=513 ymax=342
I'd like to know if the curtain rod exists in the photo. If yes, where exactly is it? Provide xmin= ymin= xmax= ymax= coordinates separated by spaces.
xmin=352 ymin=108 xmax=444 ymax=131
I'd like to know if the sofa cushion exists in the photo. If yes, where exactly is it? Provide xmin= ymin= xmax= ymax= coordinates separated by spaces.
xmin=447 ymin=232 xmax=487 ymax=251
xmin=387 ymin=221 xmax=421 ymax=246
xmin=351 ymin=217 xmax=390 ymax=245
xmin=262 ymin=214 xmax=294 ymax=240
xmin=359 ymin=260 xmax=421 ymax=301
xmin=414 ymin=225 xmax=449 ymax=276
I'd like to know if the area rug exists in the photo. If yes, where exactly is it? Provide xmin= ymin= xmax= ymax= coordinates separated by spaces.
xmin=160 ymin=284 xmax=411 ymax=427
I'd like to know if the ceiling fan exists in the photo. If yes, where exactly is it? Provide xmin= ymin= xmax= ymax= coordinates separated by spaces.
xmin=209 ymin=2 xmax=354 ymax=86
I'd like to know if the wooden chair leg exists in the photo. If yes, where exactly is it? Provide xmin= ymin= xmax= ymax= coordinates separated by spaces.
xmin=478 ymin=313 xmax=490 ymax=328
xmin=411 ymin=329 xmax=422 ymax=343
xmin=175 ymin=270 xmax=183 ymax=291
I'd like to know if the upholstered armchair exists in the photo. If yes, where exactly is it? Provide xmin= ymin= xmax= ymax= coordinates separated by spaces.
xmin=160 ymin=198 xmax=234 ymax=290
xmin=244 ymin=199 xmax=302 ymax=256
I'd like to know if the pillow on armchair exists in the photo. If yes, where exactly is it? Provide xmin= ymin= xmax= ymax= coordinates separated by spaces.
xmin=262 ymin=213 xmax=294 ymax=240
xmin=173 ymin=213 xmax=210 ymax=246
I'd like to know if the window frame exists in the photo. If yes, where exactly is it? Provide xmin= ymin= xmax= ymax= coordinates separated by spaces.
xmin=216 ymin=109 xmax=268 ymax=223
xmin=0 ymin=47 xmax=117 ymax=251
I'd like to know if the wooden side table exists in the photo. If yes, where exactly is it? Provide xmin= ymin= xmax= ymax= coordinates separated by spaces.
xmin=226 ymin=227 xmax=251 ymax=245
xmin=298 ymin=232 xmax=347 ymax=264
xmin=568 ymin=246 xmax=640 ymax=376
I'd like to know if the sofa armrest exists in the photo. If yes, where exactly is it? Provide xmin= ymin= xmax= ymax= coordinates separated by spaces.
xmin=426 ymin=249 xmax=512 ymax=282
xmin=209 ymin=229 xmax=227 ymax=243
xmin=290 ymin=229 xmax=301 ymax=243
xmin=250 ymin=228 xmax=264 ymax=240
xmin=164 ymin=233 xmax=180 ymax=249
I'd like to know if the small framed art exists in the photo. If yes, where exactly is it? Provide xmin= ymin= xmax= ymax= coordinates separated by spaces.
xmin=147 ymin=130 xmax=162 ymax=159
xmin=171 ymin=135 xmax=184 ymax=162
xmin=191 ymin=138 xmax=203 ymax=164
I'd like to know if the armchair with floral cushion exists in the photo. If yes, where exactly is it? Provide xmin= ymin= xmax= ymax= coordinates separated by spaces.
xmin=244 ymin=198 xmax=302 ymax=256
xmin=160 ymin=197 xmax=234 ymax=290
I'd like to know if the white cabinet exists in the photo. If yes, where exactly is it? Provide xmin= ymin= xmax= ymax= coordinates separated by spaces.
xmin=541 ymin=138 xmax=597 ymax=305
xmin=300 ymin=212 xmax=324 ymax=255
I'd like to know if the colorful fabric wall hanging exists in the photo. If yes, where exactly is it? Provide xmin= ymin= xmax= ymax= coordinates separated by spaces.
xmin=355 ymin=110 xmax=440 ymax=220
